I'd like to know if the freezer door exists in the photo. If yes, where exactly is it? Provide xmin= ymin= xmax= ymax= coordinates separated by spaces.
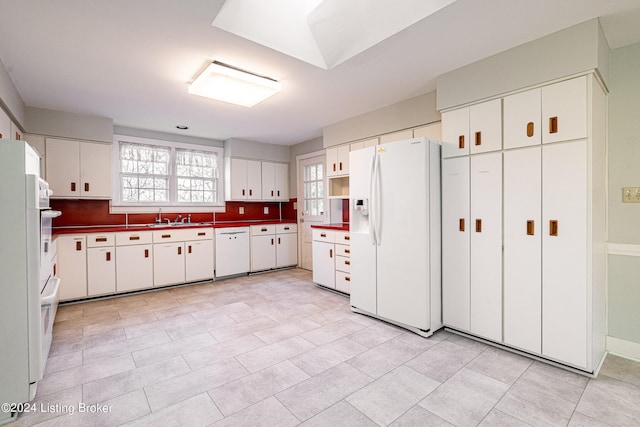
xmin=349 ymin=147 xmax=377 ymax=313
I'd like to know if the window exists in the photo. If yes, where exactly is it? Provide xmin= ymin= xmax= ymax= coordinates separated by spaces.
xmin=113 ymin=135 xmax=224 ymax=210
xmin=303 ymin=163 xmax=324 ymax=215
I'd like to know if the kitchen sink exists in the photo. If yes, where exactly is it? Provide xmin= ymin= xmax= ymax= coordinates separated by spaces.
xmin=145 ymin=222 xmax=209 ymax=227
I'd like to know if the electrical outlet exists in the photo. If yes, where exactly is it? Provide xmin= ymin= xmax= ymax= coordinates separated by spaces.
xmin=264 ymin=206 xmax=269 ymax=214
xmin=239 ymin=206 xmax=245 ymax=214
xmin=293 ymin=202 xmax=298 ymax=210
xmin=622 ymin=187 xmax=640 ymax=203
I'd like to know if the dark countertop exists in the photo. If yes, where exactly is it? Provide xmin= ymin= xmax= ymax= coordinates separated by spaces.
xmin=310 ymin=223 xmax=350 ymax=231
xmin=53 ymin=220 xmax=297 ymax=236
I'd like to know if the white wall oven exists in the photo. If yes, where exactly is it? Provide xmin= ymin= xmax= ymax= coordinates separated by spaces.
xmin=0 ymin=141 xmax=61 ymax=425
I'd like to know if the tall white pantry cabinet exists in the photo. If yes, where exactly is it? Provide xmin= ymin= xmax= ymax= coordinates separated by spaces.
xmin=441 ymin=73 xmax=606 ymax=373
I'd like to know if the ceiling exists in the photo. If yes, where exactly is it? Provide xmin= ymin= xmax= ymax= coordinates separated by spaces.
xmin=1 ymin=0 xmax=640 ymax=146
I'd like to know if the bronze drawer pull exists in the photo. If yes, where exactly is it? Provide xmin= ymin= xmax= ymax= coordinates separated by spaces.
xmin=526 ymin=220 xmax=535 ymax=236
xmin=129 ymin=235 xmax=140 ymax=241
xmin=527 ymin=122 xmax=534 ymax=137
xmin=95 ymin=237 xmax=107 ymax=242
xmin=549 ymin=117 xmax=558 ymax=134
xmin=475 ymin=131 xmax=481 ymax=146
xmin=550 ymin=220 xmax=558 ymax=236
xmin=458 ymin=135 xmax=465 ymax=149
xmin=475 ymin=219 xmax=482 ymax=233
xmin=459 ymin=218 xmax=465 ymax=232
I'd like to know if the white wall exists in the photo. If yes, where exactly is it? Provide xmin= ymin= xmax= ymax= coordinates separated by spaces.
xmin=437 ymin=19 xmax=608 ymax=110
xmin=607 ymin=41 xmax=640 ymax=348
xmin=223 ymin=138 xmax=289 ymax=162
xmin=0 ymin=57 xmax=25 ymax=128
xmin=289 ymin=136 xmax=324 ymax=198
xmin=115 ymin=126 xmax=223 ymax=148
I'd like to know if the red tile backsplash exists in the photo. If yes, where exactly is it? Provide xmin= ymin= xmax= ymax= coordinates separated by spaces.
xmin=342 ymin=198 xmax=350 ymax=223
xmin=51 ymin=199 xmax=298 ymax=227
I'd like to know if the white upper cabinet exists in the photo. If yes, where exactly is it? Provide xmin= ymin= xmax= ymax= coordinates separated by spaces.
xmin=46 ymin=138 xmax=111 ymax=198
xmin=261 ymin=162 xmax=289 ymax=201
xmin=504 ymin=88 xmax=542 ymax=149
xmin=227 ymin=158 xmax=262 ymax=200
xmin=542 ymin=76 xmax=588 ymax=144
xmin=442 ymin=107 xmax=470 ymax=158
xmin=326 ymin=144 xmax=350 ymax=177
xmin=274 ymin=162 xmax=289 ymax=200
xmin=10 ymin=121 xmax=23 ymax=141
xmin=469 ymin=99 xmax=502 ymax=154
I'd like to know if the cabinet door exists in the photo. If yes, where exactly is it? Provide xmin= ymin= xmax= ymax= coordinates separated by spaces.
xmin=441 ymin=107 xmax=469 ymax=158
xmin=116 ymin=245 xmax=153 ymax=292
xmin=261 ymin=162 xmax=276 ymax=200
xmin=503 ymin=88 xmax=541 ymax=149
xmin=185 ymin=240 xmax=214 ymax=282
xmin=0 ymin=108 xmax=10 ymax=139
xmin=326 ymin=147 xmax=338 ymax=177
xmin=247 ymin=160 xmax=262 ymax=200
xmin=470 ymin=152 xmax=503 ymax=342
xmin=10 ymin=121 xmax=23 ymax=141
xmin=251 ymin=235 xmax=276 ymax=272
xmin=470 ymin=99 xmax=502 ymax=154
xmin=312 ymin=241 xmax=335 ymax=288
xmin=57 ymin=236 xmax=87 ymax=300
xmin=230 ymin=158 xmax=248 ymax=199
xmin=154 ymin=242 xmax=186 ymax=287
xmin=336 ymin=145 xmax=350 ymax=175
xmin=87 ymin=247 xmax=116 ymax=296
xmin=276 ymin=232 xmax=298 ymax=267
xmin=275 ymin=163 xmax=289 ymax=200
xmin=46 ymin=138 xmax=80 ymax=197
xmin=542 ymin=76 xmax=587 ymax=144
xmin=441 ymin=157 xmax=470 ymax=331
xmin=80 ymin=143 xmax=112 ymax=198
xmin=503 ymin=147 xmax=542 ymax=354
xmin=542 ymin=141 xmax=588 ymax=368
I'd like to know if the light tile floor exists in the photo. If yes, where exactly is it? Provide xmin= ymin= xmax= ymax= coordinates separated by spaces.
xmin=10 ymin=269 xmax=640 ymax=426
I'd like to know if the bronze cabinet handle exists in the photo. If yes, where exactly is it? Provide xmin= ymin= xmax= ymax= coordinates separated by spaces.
xmin=333 ymin=163 xmax=336 ymax=171
xmin=261 ymin=227 xmax=268 ymax=232
xmin=84 ymin=182 xmax=90 ymax=192
xmin=106 ymin=251 xmax=111 ymax=261
xmin=271 ymin=238 xmax=274 ymax=245
xmin=278 ymin=238 xmax=281 ymax=244
xmin=76 ymin=241 xmax=82 ymax=251
xmin=345 ymin=260 xmax=350 ymax=265
xmin=320 ymin=233 xmax=327 ymax=238
xmin=162 ymin=234 xmax=171 ymax=238
xmin=475 ymin=131 xmax=482 ymax=146
xmin=129 ymin=235 xmax=140 ymax=241
xmin=475 ymin=219 xmax=482 ymax=233
xmin=345 ymin=248 xmax=350 ymax=254
xmin=178 ymin=246 xmax=182 ymax=255
xmin=526 ymin=220 xmax=535 ymax=236
xmin=144 ymin=249 xmax=149 ymax=258
xmin=459 ymin=218 xmax=465 ymax=232
xmin=71 ymin=182 xmax=76 ymax=192
xmin=527 ymin=122 xmax=534 ymax=137
xmin=458 ymin=135 xmax=465 ymax=149
xmin=549 ymin=117 xmax=558 ymax=134
xmin=249 ymin=189 xmax=253 ymax=196
xmin=339 ymin=162 xmax=343 ymax=171
xmin=188 ymin=245 xmax=192 ymax=254
xmin=329 ymin=249 xmax=333 ymax=258
xmin=242 ymin=189 xmax=245 ymax=196
xmin=95 ymin=237 xmax=107 ymax=242
xmin=345 ymin=276 xmax=350 ymax=282
xmin=197 ymin=232 xmax=206 ymax=236
xmin=550 ymin=220 xmax=558 ymax=236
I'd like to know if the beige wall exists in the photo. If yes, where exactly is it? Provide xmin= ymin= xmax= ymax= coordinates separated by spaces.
xmin=323 ymin=91 xmax=439 ymax=147
xmin=26 ymin=107 xmax=113 ymax=143
xmin=437 ymin=19 xmax=608 ymax=111
xmin=607 ymin=41 xmax=640 ymax=346
xmin=0 ymin=57 xmax=25 ymax=128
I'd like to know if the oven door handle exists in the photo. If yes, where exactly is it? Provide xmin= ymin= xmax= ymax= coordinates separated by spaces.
xmin=41 ymin=210 xmax=62 ymax=219
xmin=41 ymin=277 xmax=61 ymax=305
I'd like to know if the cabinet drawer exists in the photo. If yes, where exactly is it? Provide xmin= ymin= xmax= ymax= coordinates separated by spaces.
xmin=115 ymin=231 xmax=153 ymax=246
xmin=152 ymin=229 xmax=198 ymax=243
xmin=336 ymin=255 xmax=351 ymax=273
xmin=179 ymin=227 xmax=213 ymax=241
xmin=276 ymin=224 xmax=297 ymax=234
xmin=313 ymin=229 xmax=334 ymax=243
xmin=335 ymin=244 xmax=351 ymax=257
xmin=334 ymin=232 xmax=351 ymax=245
xmin=251 ymin=224 xmax=276 ymax=236
xmin=87 ymin=233 xmax=115 ymax=248
xmin=335 ymin=271 xmax=351 ymax=294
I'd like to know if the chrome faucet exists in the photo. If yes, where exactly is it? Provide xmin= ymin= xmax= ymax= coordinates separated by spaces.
xmin=174 ymin=214 xmax=182 ymax=223
xmin=164 ymin=218 xmax=171 ymax=224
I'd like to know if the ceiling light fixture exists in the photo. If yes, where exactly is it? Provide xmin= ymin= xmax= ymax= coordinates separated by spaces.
xmin=188 ymin=61 xmax=281 ymax=107
xmin=176 ymin=125 xmax=188 ymax=130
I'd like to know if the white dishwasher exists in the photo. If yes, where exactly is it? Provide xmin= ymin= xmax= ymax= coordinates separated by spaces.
xmin=215 ymin=227 xmax=250 ymax=278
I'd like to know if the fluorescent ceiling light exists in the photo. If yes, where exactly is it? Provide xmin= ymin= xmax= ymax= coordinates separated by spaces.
xmin=189 ymin=61 xmax=281 ymax=107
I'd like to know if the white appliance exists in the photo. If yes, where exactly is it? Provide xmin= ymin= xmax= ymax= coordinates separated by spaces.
xmin=349 ymin=137 xmax=441 ymax=337
xmin=0 ymin=140 xmax=61 ymax=425
xmin=215 ymin=227 xmax=250 ymax=277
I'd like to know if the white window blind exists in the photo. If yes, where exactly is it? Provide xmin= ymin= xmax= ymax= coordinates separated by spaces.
xmin=119 ymin=143 xmax=170 ymax=203
xmin=176 ymin=148 xmax=219 ymax=204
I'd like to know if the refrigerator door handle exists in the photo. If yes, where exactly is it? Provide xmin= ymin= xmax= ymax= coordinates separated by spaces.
xmin=373 ymin=153 xmax=382 ymax=246
xmin=369 ymin=154 xmax=377 ymax=245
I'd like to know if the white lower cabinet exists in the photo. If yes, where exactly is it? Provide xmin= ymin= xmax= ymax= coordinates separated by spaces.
xmin=116 ymin=232 xmax=153 ymax=293
xmin=250 ymin=224 xmax=298 ymax=272
xmin=312 ymin=229 xmax=350 ymax=294
xmin=185 ymin=239 xmax=214 ymax=282
xmin=57 ymin=235 xmax=88 ymax=301
xmin=87 ymin=233 xmax=116 ymax=297
xmin=153 ymin=242 xmax=185 ymax=287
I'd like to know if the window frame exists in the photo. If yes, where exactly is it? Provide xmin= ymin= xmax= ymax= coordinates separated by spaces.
xmin=111 ymin=134 xmax=225 ymax=213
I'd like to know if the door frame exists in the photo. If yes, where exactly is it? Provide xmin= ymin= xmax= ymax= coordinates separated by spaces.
xmin=296 ymin=150 xmax=327 ymax=270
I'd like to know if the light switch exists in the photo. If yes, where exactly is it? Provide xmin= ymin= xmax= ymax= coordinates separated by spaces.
xmin=622 ymin=187 xmax=640 ymax=203
xmin=239 ymin=206 xmax=245 ymax=214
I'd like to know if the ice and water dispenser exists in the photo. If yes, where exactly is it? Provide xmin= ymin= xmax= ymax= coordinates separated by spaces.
xmin=351 ymin=198 xmax=369 ymax=233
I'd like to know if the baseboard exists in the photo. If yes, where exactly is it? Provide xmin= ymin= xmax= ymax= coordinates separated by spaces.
xmin=606 ymin=336 xmax=640 ymax=362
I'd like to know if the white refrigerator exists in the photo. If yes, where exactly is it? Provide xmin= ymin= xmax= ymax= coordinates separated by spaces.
xmin=349 ymin=137 xmax=441 ymax=337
